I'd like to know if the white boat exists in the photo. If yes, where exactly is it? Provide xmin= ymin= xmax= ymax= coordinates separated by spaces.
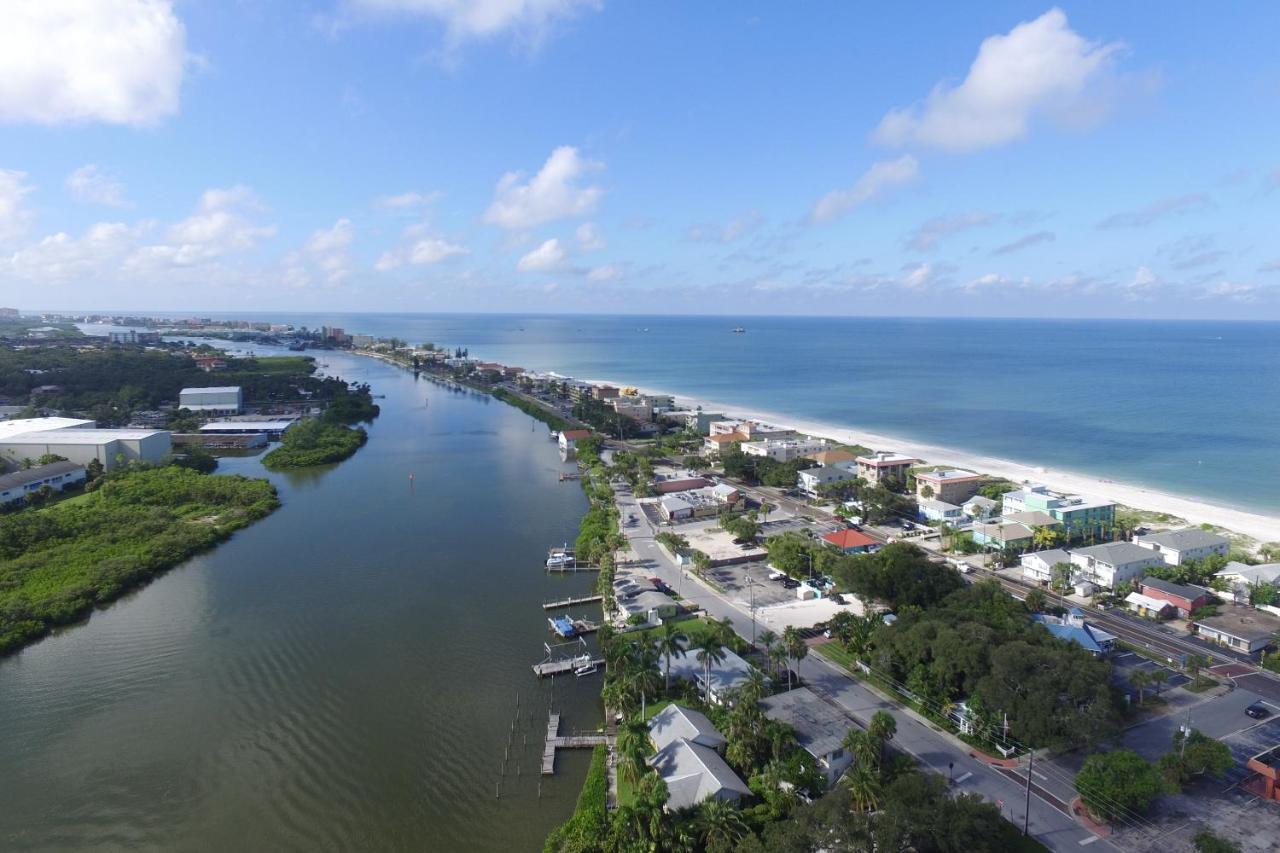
xmin=574 ymin=662 xmax=598 ymax=677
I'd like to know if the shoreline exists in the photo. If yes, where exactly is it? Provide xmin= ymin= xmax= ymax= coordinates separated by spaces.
xmin=585 ymin=376 xmax=1280 ymax=546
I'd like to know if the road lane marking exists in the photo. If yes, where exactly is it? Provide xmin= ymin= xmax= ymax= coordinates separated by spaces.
xmin=1079 ymin=835 xmax=1100 ymax=845
xmin=954 ymin=771 xmax=973 ymax=784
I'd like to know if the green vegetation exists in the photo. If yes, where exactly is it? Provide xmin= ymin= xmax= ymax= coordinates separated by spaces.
xmin=1158 ymin=729 xmax=1233 ymax=789
xmin=0 ymin=467 xmax=278 ymax=654
xmin=1074 ymin=749 xmax=1171 ymax=822
xmin=262 ymin=419 xmax=368 ymax=469
xmin=490 ymin=387 xmax=570 ymax=431
xmin=1194 ymin=827 xmax=1241 ymax=853
xmin=543 ymin=745 xmax=608 ymax=853
xmin=833 ymin=542 xmax=964 ymax=610
xmin=720 ymin=444 xmax=817 ymax=488
xmin=571 ymin=397 xmax=646 ymax=439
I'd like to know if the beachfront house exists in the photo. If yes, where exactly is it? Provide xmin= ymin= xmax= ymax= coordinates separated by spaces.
xmin=854 ymin=451 xmax=917 ymax=487
xmin=1069 ymin=542 xmax=1165 ymax=589
xmin=917 ymin=498 xmax=964 ymax=524
xmin=709 ymin=420 xmax=794 ymax=441
xmin=963 ymin=495 xmax=999 ymax=519
xmin=807 ymin=448 xmax=858 ymax=469
xmin=971 ymin=520 xmax=1035 ymax=551
xmin=1216 ymin=561 xmax=1280 ymax=608
xmin=1020 ymin=548 xmax=1072 ymax=584
xmin=703 ymin=432 xmax=747 ymax=456
xmin=742 ymin=437 xmax=829 ymax=462
xmin=1000 ymin=485 xmax=1116 ymax=541
xmin=915 ymin=469 xmax=983 ymax=504
xmin=759 ymin=687 xmax=855 ymax=786
xmin=798 ymin=465 xmax=856 ymax=497
xmin=822 ymin=528 xmax=877 ymax=554
xmin=1132 ymin=528 xmax=1231 ymax=566
xmin=1193 ymin=606 xmax=1280 ymax=656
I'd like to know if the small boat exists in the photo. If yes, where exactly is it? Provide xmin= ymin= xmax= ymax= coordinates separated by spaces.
xmin=574 ymin=662 xmax=598 ymax=677
xmin=731 ymin=326 xmax=746 ymax=333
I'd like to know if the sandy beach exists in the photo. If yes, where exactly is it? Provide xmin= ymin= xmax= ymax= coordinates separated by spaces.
xmin=588 ymin=378 xmax=1280 ymax=546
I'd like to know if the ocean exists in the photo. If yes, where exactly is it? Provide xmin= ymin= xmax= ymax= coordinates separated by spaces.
xmin=106 ymin=313 xmax=1280 ymax=515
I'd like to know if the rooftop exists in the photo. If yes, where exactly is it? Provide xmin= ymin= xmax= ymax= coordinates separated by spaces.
xmin=916 ymin=468 xmax=981 ymax=483
xmin=0 ymin=460 xmax=85 ymax=491
xmin=200 ymin=420 xmax=296 ymax=432
xmin=1134 ymin=527 xmax=1231 ymax=551
xmin=179 ymin=386 xmax=241 ymax=394
xmin=856 ymin=451 xmax=917 ymax=466
xmin=1218 ymin=561 xmax=1280 ymax=586
xmin=823 ymin=529 xmax=878 ymax=550
xmin=1073 ymin=542 xmax=1160 ymax=565
xmin=807 ymin=448 xmax=856 ymax=465
xmin=1021 ymin=548 xmax=1071 ymax=566
xmin=706 ymin=432 xmax=748 ymax=444
xmin=1194 ymin=606 xmax=1280 ymax=643
xmin=1125 ymin=591 xmax=1174 ymax=612
xmin=759 ymin=687 xmax=854 ymax=759
xmin=1 ymin=428 xmax=168 ymax=444
xmin=648 ymin=704 xmax=726 ymax=753
xmin=1004 ymin=510 xmax=1062 ymax=528
xmin=917 ymin=498 xmax=961 ymax=513
xmin=1140 ymin=576 xmax=1207 ymax=601
xmin=560 ymin=429 xmax=592 ymax=440
xmin=0 ymin=417 xmax=95 ymax=441
xmin=648 ymin=738 xmax=751 ymax=811
xmin=1031 ymin=614 xmax=1116 ymax=654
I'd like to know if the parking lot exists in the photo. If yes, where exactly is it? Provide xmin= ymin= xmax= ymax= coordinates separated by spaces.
xmin=1109 ymin=649 xmax=1190 ymax=704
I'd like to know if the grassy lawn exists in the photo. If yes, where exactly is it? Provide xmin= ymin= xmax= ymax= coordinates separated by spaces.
xmin=815 ymin=640 xmax=862 ymax=673
xmin=631 ymin=617 xmax=730 ymax=649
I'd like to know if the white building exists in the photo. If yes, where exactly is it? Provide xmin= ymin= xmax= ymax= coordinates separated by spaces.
xmin=759 ymin=687 xmax=855 ymax=786
xmin=917 ymin=498 xmax=964 ymax=524
xmin=741 ymin=437 xmax=829 ymax=462
xmin=1132 ymin=528 xmax=1231 ymax=566
xmin=0 ymin=428 xmax=171 ymax=470
xmin=1069 ymin=542 xmax=1165 ymax=589
xmin=1019 ymin=548 xmax=1072 ymax=584
xmin=0 ymin=417 xmax=95 ymax=441
xmin=0 ymin=461 xmax=87 ymax=505
xmin=798 ymin=465 xmax=856 ymax=496
xmin=179 ymin=386 xmax=243 ymax=414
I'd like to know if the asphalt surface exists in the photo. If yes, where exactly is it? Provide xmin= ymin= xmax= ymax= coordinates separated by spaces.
xmin=611 ymin=480 xmax=1119 ymax=853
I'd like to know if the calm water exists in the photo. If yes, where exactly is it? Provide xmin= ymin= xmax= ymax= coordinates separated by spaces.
xmin=159 ymin=313 xmax=1280 ymax=514
xmin=0 ymin=350 xmax=601 ymax=852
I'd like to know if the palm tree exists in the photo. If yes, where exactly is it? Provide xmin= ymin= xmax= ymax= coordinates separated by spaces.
xmin=626 ymin=648 xmax=663 ymax=717
xmin=843 ymin=728 xmax=877 ymax=769
xmin=695 ymin=637 xmax=726 ymax=703
xmin=714 ymin=616 xmax=735 ymax=646
xmin=741 ymin=667 xmax=769 ymax=704
xmin=756 ymin=628 xmax=777 ymax=661
xmin=784 ymin=628 xmax=808 ymax=690
xmin=616 ymin=716 xmax=651 ymax=785
xmin=654 ymin=623 xmax=688 ymax=692
xmin=1150 ymin=669 xmax=1169 ymax=696
xmin=868 ymin=711 xmax=897 ymax=769
xmin=1130 ymin=669 xmax=1151 ymax=705
xmin=696 ymin=798 xmax=749 ymax=853
xmin=845 ymin=762 xmax=881 ymax=812
xmin=633 ymin=771 xmax=670 ymax=845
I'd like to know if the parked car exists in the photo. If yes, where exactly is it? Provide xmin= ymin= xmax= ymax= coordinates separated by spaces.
xmin=1245 ymin=701 xmax=1270 ymax=719
xmin=649 ymin=577 xmax=668 ymax=592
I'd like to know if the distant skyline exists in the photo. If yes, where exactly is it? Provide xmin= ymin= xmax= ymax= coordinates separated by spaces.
xmin=1 ymin=2 xmax=1279 ymax=318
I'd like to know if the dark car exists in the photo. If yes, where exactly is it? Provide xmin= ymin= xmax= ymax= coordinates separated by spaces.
xmin=1245 ymin=701 xmax=1270 ymax=719
xmin=649 ymin=577 xmax=668 ymax=592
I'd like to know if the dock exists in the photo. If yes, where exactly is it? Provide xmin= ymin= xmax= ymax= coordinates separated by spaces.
xmin=548 ymin=615 xmax=601 ymax=638
xmin=546 ymin=562 xmax=598 ymax=573
xmin=543 ymin=593 xmax=604 ymax=610
xmin=541 ymin=713 xmax=611 ymax=774
xmin=532 ymin=654 xmax=604 ymax=677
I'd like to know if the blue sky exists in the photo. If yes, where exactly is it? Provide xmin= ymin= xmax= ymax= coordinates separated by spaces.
xmin=1 ymin=1 xmax=1278 ymax=318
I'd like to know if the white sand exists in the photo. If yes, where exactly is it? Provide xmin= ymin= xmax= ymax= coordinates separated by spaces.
xmin=590 ymin=378 xmax=1280 ymax=546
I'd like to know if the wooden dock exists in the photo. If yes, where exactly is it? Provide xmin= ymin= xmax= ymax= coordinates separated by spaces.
xmin=541 ymin=713 xmax=611 ymax=774
xmin=532 ymin=655 xmax=604 ymax=677
xmin=543 ymin=593 xmax=604 ymax=610
xmin=546 ymin=561 xmax=598 ymax=573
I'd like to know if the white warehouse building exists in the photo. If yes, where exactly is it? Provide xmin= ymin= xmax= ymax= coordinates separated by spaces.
xmin=179 ymin=386 xmax=243 ymax=414
xmin=0 ymin=428 xmax=171 ymax=471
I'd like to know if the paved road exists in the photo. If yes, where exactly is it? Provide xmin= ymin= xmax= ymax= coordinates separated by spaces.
xmin=612 ymin=482 xmax=1119 ymax=853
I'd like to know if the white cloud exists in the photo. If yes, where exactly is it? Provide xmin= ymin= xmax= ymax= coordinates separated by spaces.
xmin=1201 ymin=281 xmax=1259 ymax=303
xmin=576 ymin=222 xmax=605 ymax=250
xmin=348 ymin=0 xmax=600 ymax=45
xmin=129 ymin=185 xmax=275 ymax=269
xmin=873 ymin=8 xmax=1123 ymax=152
xmin=899 ymin=262 xmax=937 ymax=291
xmin=516 ymin=237 xmax=567 ymax=272
xmin=905 ymin=211 xmax=997 ymax=251
xmin=284 ymin=218 xmax=355 ymax=287
xmin=0 ymin=0 xmax=186 ymax=126
xmin=376 ymin=190 xmax=441 ymax=209
xmin=687 ymin=210 xmax=764 ymax=243
xmin=991 ymin=230 xmax=1055 ymax=255
xmin=1097 ymin=193 xmax=1211 ymax=229
xmin=810 ymin=156 xmax=919 ymax=224
xmin=374 ymin=228 xmax=468 ymax=270
xmin=66 ymin=165 xmax=130 ymax=207
xmin=0 ymin=169 xmax=34 ymax=242
xmin=1125 ymin=265 xmax=1161 ymax=301
xmin=484 ymin=146 xmax=603 ymax=230
xmin=3 ymin=221 xmax=144 ymax=282
xmin=586 ymin=264 xmax=621 ymax=282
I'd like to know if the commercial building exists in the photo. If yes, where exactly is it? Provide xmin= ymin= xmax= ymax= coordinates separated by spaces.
xmin=658 ymin=485 xmax=741 ymax=522
xmin=854 ymin=451 xmax=917 ymax=486
xmin=914 ymin=469 xmax=983 ymax=504
xmin=200 ymin=419 xmax=297 ymax=440
xmin=179 ymin=386 xmax=242 ymax=414
xmin=350 ymin=334 xmax=374 ymax=348
xmin=0 ymin=461 xmax=86 ymax=506
xmin=0 ymin=417 xmax=95 ymax=441
xmin=708 ymin=420 xmax=794 ymax=441
xmin=665 ymin=411 xmax=724 ymax=434
xmin=1132 ymin=528 xmax=1231 ymax=566
xmin=1069 ymin=542 xmax=1166 ymax=589
xmin=108 ymin=330 xmax=161 ymax=345
xmin=1193 ymin=607 xmax=1280 ymax=656
xmin=606 ymin=396 xmax=653 ymax=421
xmin=0 ymin=428 xmax=171 ymax=470
xmin=797 ymin=465 xmax=856 ymax=496
xmin=822 ymin=528 xmax=877 ymax=554
xmin=1135 ymin=577 xmax=1211 ymax=618
xmin=759 ymin=688 xmax=855 ymax=785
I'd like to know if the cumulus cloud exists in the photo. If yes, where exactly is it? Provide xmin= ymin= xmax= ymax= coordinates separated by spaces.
xmin=347 ymin=0 xmax=601 ymax=45
xmin=905 ymin=211 xmax=996 ymax=252
xmin=576 ymin=222 xmax=605 ymax=250
xmin=872 ymin=8 xmax=1123 ymax=152
xmin=1201 ymin=281 xmax=1259 ymax=302
xmin=587 ymin=264 xmax=621 ymax=282
xmin=66 ymin=165 xmax=130 ymax=207
xmin=2 ymin=221 xmax=144 ymax=282
xmin=991 ymin=230 xmax=1055 ymax=255
xmin=516 ymin=237 xmax=568 ymax=272
xmin=1097 ymin=193 xmax=1211 ymax=229
xmin=129 ymin=186 xmax=275 ymax=269
xmin=283 ymin=218 xmax=355 ymax=287
xmin=810 ymin=156 xmax=918 ymax=224
xmin=0 ymin=0 xmax=186 ymax=126
xmin=376 ymin=190 xmax=441 ymax=210
xmin=687 ymin=210 xmax=764 ymax=243
xmin=0 ymin=169 xmax=34 ymax=242
xmin=374 ymin=228 xmax=468 ymax=270
xmin=484 ymin=146 xmax=603 ymax=230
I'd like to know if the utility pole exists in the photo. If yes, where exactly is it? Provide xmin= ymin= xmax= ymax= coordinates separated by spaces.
xmin=1023 ymin=750 xmax=1033 ymax=836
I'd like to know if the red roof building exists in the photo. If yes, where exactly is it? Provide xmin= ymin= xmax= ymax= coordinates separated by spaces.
xmin=822 ymin=529 xmax=878 ymax=553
